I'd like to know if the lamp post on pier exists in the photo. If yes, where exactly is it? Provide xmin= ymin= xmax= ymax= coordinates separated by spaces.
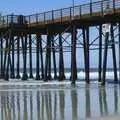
xmin=72 ymin=0 xmax=75 ymax=18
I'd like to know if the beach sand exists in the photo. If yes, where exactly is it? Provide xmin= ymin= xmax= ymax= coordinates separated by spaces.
xmin=87 ymin=115 xmax=120 ymax=120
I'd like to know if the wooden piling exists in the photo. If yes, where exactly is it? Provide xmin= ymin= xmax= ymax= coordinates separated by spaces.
xmin=10 ymin=33 xmax=15 ymax=78
xmin=0 ymin=34 xmax=3 ymax=78
xmin=21 ymin=34 xmax=28 ymax=80
xmin=102 ymin=32 xmax=109 ymax=85
xmin=111 ymin=25 xmax=118 ymax=83
xmin=39 ymin=35 xmax=44 ymax=79
xmin=71 ymin=24 xmax=77 ymax=84
xmin=83 ymin=27 xmax=90 ymax=83
xmin=51 ymin=35 xmax=58 ymax=79
xmin=35 ymin=33 xmax=40 ymax=80
xmin=29 ymin=33 xmax=33 ymax=78
xmin=16 ymin=36 xmax=21 ymax=79
xmin=59 ymin=34 xmax=65 ymax=81
xmin=98 ymin=24 xmax=102 ymax=82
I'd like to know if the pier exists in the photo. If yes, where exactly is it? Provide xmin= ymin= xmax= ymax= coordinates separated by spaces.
xmin=0 ymin=0 xmax=120 ymax=85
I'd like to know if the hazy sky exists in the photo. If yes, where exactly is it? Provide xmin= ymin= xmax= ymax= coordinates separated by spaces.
xmin=0 ymin=0 xmax=99 ymax=15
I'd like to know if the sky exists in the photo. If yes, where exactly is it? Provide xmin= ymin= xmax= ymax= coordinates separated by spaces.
xmin=0 ymin=0 xmax=98 ymax=15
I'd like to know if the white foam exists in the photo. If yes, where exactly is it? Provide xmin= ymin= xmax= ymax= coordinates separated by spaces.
xmin=0 ymin=71 xmax=119 ymax=86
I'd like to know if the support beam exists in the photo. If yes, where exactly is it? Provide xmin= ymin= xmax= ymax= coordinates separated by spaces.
xmin=5 ymin=49 xmax=11 ymax=81
xmin=0 ymin=34 xmax=3 ymax=78
xmin=16 ymin=36 xmax=21 ymax=79
xmin=44 ymin=38 xmax=49 ymax=81
xmin=44 ymin=32 xmax=52 ymax=81
xmin=59 ymin=34 xmax=65 ymax=81
xmin=119 ymin=23 xmax=120 ymax=81
xmin=5 ymin=54 xmax=10 ymax=81
xmin=3 ymin=36 xmax=9 ymax=79
xmin=29 ymin=33 xmax=33 ymax=78
xmin=10 ymin=34 xmax=15 ymax=78
xmin=39 ymin=35 xmax=44 ymax=79
xmin=5 ymin=35 xmax=12 ymax=81
xmin=22 ymin=34 xmax=28 ymax=80
xmin=83 ymin=27 xmax=90 ymax=83
xmin=71 ymin=24 xmax=77 ymax=85
xmin=51 ymin=35 xmax=58 ymax=79
xmin=98 ymin=24 xmax=102 ymax=82
xmin=35 ymin=33 xmax=40 ymax=80
xmin=86 ymin=27 xmax=90 ymax=83
xmin=0 ymin=34 xmax=2 ymax=79
xmin=102 ymin=32 xmax=109 ymax=85
xmin=48 ymin=34 xmax=52 ymax=80
xmin=111 ymin=25 xmax=118 ymax=83
xmin=83 ymin=28 xmax=86 ymax=82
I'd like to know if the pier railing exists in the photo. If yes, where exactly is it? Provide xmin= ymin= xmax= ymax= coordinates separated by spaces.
xmin=0 ymin=0 xmax=120 ymax=28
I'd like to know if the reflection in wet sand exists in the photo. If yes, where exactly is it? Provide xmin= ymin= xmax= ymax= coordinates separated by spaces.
xmin=86 ymin=85 xmax=91 ymax=118
xmin=0 ymin=84 xmax=120 ymax=120
xmin=59 ymin=90 xmax=65 ymax=120
xmin=114 ymin=85 xmax=118 ymax=114
xmin=99 ymin=86 xmax=108 ymax=117
xmin=71 ymin=89 xmax=77 ymax=120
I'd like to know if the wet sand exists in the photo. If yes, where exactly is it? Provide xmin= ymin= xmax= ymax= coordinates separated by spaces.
xmin=0 ymin=81 xmax=119 ymax=120
xmin=88 ymin=115 xmax=120 ymax=120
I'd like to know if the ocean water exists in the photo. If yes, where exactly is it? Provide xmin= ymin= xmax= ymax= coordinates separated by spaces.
xmin=0 ymin=82 xmax=120 ymax=120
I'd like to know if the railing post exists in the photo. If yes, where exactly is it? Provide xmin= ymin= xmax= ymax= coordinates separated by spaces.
xmin=44 ymin=12 xmax=45 ymax=23
xmin=11 ymin=14 xmax=13 ymax=24
xmin=70 ymin=7 xmax=72 ymax=21
xmin=90 ymin=1 xmax=92 ymax=16
xmin=71 ymin=24 xmax=77 ymax=84
xmin=113 ymin=0 xmax=115 ymax=14
xmin=36 ymin=14 xmax=38 ymax=24
xmin=80 ymin=5 xmax=81 ymax=18
xmin=101 ymin=0 xmax=104 ymax=16
xmin=3 ymin=17 xmax=4 ymax=25
xmin=98 ymin=24 xmax=102 ymax=82
xmin=61 ymin=9 xmax=62 ymax=23
xmin=29 ymin=16 xmax=31 ymax=24
xmin=52 ymin=10 xmax=54 ymax=22
xmin=7 ymin=16 xmax=8 ymax=27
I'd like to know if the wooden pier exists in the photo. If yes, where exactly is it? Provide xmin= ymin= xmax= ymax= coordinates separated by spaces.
xmin=0 ymin=0 xmax=120 ymax=84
